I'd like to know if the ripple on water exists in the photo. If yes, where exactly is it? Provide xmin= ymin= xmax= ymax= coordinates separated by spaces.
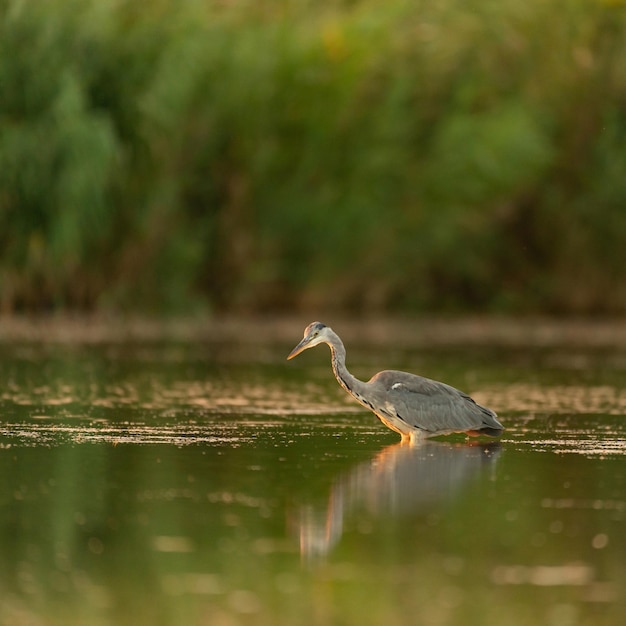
xmin=2 ymin=364 xmax=626 ymax=453
xmin=2 ymin=379 xmax=358 ymax=416
xmin=478 ymin=383 xmax=626 ymax=415
xmin=0 ymin=422 xmax=251 ymax=447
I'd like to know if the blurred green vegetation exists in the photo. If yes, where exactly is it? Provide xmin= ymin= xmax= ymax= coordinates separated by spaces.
xmin=1 ymin=0 xmax=626 ymax=315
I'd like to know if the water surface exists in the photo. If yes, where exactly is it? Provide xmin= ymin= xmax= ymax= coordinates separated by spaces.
xmin=1 ymin=325 xmax=625 ymax=626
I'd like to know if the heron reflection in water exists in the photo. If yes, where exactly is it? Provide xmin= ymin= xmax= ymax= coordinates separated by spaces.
xmin=292 ymin=441 xmax=501 ymax=561
xmin=288 ymin=322 xmax=504 ymax=443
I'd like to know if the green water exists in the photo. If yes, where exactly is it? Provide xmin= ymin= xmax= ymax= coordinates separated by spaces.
xmin=1 ymin=335 xmax=625 ymax=626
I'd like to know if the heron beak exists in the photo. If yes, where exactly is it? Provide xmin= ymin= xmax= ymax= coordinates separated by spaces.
xmin=287 ymin=337 xmax=310 ymax=360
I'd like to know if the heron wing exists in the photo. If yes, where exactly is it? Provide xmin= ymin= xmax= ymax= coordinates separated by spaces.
xmin=369 ymin=370 xmax=501 ymax=434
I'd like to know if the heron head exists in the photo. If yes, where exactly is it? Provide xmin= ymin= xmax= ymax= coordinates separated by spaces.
xmin=287 ymin=322 xmax=330 ymax=359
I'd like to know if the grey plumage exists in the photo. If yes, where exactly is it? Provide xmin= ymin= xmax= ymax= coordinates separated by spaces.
xmin=287 ymin=321 xmax=503 ymax=443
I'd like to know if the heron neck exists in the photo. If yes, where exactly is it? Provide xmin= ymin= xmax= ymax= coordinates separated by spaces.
xmin=327 ymin=333 xmax=366 ymax=398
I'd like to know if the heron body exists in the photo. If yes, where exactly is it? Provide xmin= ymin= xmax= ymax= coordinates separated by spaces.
xmin=287 ymin=322 xmax=504 ymax=443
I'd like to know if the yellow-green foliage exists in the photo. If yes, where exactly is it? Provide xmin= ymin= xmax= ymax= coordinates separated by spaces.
xmin=1 ymin=0 xmax=625 ymax=313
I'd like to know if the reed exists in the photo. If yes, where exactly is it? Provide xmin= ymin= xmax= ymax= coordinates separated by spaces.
xmin=1 ymin=0 xmax=625 ymax=313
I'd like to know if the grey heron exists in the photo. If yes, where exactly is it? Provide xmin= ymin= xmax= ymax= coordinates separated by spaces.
xmin=287 ymin=321 xmax=503 ymax=443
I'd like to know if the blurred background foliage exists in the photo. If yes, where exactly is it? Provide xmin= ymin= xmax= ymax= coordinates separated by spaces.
xmin=1 ymin=0 xmax=626 ymax=315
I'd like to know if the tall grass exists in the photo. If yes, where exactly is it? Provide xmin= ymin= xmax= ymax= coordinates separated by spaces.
xmin=1 ymin=0 xmax=625 ymax=314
